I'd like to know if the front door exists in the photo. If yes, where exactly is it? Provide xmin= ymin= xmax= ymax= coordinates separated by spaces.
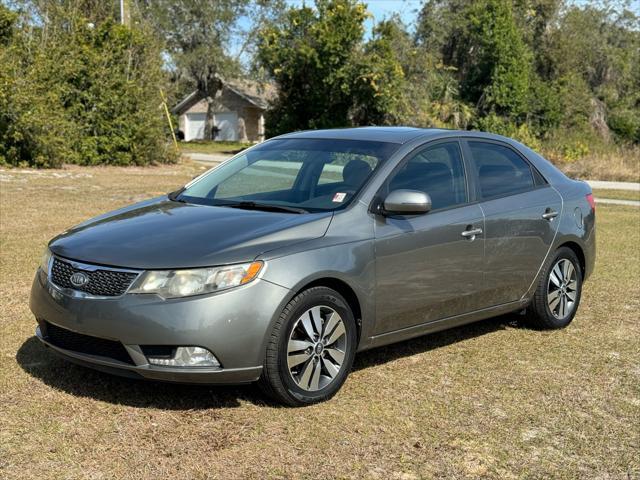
xmin=465 ymin=140 xmax=563 ymax=305
xmin=373 ymin=141 xmax=486 ymax=335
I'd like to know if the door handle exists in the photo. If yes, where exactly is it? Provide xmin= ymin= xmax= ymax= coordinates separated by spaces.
xmin=461 ymin=227 xmax=483 ymax=238
xmin=542 ymin=209 xmax=559 ymax=220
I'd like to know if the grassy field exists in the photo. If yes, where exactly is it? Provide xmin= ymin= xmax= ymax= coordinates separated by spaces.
xmin=544 ymin=146 xmax=639 ymax=183
xmin=593 ymin=188 xmax=640 ymax=202
xmin=1 ymin=164 xmax=639 ymax=479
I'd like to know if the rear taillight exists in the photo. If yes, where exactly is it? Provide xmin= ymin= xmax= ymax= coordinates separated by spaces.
xmin=586 ymin=193 xmax=596 ymax=211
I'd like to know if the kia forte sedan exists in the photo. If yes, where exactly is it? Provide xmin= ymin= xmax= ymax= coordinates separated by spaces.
xmin=30 ymin=127 xmax=596 ymax=406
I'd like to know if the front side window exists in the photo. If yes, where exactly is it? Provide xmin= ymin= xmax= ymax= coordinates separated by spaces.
xmin=468 ymin=141 xmax=535 ymax=199
xmin=387 ymin=141 xmax=467 ymax=210
xmin=178 ymin=139 xmax=398 ymax=212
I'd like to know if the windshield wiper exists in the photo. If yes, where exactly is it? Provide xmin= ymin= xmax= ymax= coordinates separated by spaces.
xmin=220 ymin=201 xmax=307 ymax=214
xmin=168 ymin=187 xmax=186 ymax=202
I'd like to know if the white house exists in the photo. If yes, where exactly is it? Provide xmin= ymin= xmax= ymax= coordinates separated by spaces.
xmin=173 ymin=79 xmax=275 ymax=142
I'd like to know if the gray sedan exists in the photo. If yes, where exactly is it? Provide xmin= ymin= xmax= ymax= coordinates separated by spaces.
xmin=30 ymin=127 xmax=596 ymax=405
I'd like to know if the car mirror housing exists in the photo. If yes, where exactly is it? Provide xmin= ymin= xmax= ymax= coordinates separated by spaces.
xmin=382 ymin=189 xmax=432 ymax=216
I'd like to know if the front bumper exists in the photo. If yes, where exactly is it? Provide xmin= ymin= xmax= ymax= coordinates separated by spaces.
xmin=29 ymin=268 xmax=291 ymax=384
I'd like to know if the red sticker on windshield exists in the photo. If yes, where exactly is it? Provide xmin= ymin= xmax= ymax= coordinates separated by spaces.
xmin=332 ymin=192 xmax=347 ymax=203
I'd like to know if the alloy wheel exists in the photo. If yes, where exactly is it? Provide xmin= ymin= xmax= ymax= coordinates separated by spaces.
xmin=286 ymin=305 xmax=347 ymax=392
xmin=547 ymin=258 xmax=578 ymax=319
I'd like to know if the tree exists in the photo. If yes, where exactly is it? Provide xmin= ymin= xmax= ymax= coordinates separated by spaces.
xmin=0 ymin=4 xmax=16 ymax=43
xmin=148 ymin=1 xmax=250 ymax=140
xmin=416 ymin=0 xmax=538 ymax=143
xmin=459 ymin=0 xmax=533 ymax=118
xmin=350 ymin=18 xmax=406 ymax=125
xmin=257 ymin=0 xmax=405 ymax=136
xmin=380 ymin=15 xmax=473 ymax=129
xmin=1 ymin=2 xmax=173 ymax=167
xmin=546 ymin=5 xmax=640 ymax=142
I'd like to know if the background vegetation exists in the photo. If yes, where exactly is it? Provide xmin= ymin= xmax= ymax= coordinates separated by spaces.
xmin=259 ymin=0 xmax=639 ymax=170
xmin=0 ymin=0 xmax=638 ymax=173
xmin=0 ymin=1 xmax=174 ymax=167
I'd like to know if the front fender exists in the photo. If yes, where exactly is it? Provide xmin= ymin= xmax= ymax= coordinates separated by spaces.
xmin=260 ymin=239 xmax=376 ymax=351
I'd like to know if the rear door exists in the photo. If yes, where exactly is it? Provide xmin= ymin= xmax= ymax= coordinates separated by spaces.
xmin=463 ymin=140 xmax=562 ymax=306
xmin=373 ymin=140 xmax=486 ymax=334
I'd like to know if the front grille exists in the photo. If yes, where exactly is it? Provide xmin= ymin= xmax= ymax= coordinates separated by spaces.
xmin=43 ymin=321 xmax=134 ymax=365
xmin=50 ymin=257 xmax=138 ymax=297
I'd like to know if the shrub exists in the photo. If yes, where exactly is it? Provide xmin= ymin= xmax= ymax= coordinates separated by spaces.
xmin=0 ymin=5 xmax=175 ymax=168
xmin=474 ymin=114 xmax=541 ymax=150
xmin=608 ymin=108 xmax=640 ymax=144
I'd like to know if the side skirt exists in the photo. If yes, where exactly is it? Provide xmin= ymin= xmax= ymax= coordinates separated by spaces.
xmin=360 ymin=299 xmax=528 ymax=351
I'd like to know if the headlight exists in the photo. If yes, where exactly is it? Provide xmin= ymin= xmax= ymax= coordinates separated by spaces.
xmin=40 ymin=248 xmax=52 ymax=274
xmin=128 ymin=261 xmax=263 ymax=299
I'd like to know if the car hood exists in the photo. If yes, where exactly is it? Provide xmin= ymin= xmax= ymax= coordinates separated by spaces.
xmin=49 ymin=197 xmax=333 ymax=269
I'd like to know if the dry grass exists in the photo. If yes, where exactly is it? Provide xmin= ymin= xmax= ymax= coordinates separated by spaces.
xmin=593 ymin=189 xmax=640 ymax=202
xmin=1 ymin=164 xmax=639 ymax=479
xmin=556 ymin=147 xmax=640 ymax=182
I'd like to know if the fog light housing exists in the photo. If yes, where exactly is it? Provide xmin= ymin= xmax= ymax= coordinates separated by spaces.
xmin=146 ymin=346 xmax=221 ymax=368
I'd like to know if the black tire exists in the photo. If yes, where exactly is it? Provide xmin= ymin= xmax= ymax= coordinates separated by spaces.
xmin=525 ymin=246 xmax=583 ymax=329
xmin=258 ymin=286 xmax=357 ymax=406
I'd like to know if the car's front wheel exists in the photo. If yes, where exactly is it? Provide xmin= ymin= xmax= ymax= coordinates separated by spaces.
xmin=525 ymin=246 xmax=583 ymax=329
xmin=259 ymin=286 xmax=357 ymax=406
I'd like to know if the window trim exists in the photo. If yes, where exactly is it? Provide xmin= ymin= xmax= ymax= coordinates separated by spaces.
xmin=371 ymin=138 xmax=472 ymax=215
xmin=461 ymin=138 xmax=550 ymax=202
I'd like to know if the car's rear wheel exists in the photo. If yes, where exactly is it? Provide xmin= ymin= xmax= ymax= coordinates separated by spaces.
xmin=525 ymin=246 xmax=583 ymax=329
xmin=258 ymin=286 xmax=357 ymax=406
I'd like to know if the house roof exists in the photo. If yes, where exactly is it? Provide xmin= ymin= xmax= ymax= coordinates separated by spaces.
xmin=172 ymin=78 xmax=276 ymax=114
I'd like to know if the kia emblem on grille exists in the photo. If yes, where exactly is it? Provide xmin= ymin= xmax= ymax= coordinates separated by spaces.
xmin=70 ymin=272 xmax=89 ymax=287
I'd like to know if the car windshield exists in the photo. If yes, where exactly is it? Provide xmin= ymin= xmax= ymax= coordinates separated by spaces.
xmin=176 ymin=138 xmax=399 ymax=212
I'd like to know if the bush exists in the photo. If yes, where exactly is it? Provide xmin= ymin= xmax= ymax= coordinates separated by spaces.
xmin=474 ymin=114 xmax=541 ymax=150
xmin=0 ymin=5 xmax=175 ymax=168
xmin=608 ymin=108 xmax=640 ymax=144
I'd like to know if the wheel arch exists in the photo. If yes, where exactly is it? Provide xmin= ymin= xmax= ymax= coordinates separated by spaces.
xmin=292 ymin=277 xmax=363 ymax=345
xmin=557 ymin=241 xmax=586 ymax=277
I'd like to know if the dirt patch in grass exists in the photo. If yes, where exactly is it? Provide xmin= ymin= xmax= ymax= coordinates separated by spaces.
xmin=1 ymin=164 xmax=639 ymax=479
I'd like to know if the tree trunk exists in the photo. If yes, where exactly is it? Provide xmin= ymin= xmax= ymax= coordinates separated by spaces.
xmin=120 ymin=0 xmax=131 ymax=26
xmin=205 ymin=98 xmax=216 ymax=140
xmin=203 ymin=78 xmax=223 ymax=140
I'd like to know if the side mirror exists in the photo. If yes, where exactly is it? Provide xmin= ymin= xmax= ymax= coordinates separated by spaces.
xmin=382 ymin=189 xmax=432 ymax=215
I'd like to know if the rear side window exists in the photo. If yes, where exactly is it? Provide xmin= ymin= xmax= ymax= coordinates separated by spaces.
xmin=387 ymin=141 xmax=467 ymax=210
xmin=468 ymin=141 xmax=535 ymax=199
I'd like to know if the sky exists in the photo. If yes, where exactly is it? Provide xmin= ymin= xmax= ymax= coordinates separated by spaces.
xmin=230 ymin=0 xmax=640 ymax=65
xmin=285 ymin=0 xmax=640 ymax=37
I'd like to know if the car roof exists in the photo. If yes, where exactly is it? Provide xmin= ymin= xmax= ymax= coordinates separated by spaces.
xmin=275 ymin=126 xmax=456 ymax=144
